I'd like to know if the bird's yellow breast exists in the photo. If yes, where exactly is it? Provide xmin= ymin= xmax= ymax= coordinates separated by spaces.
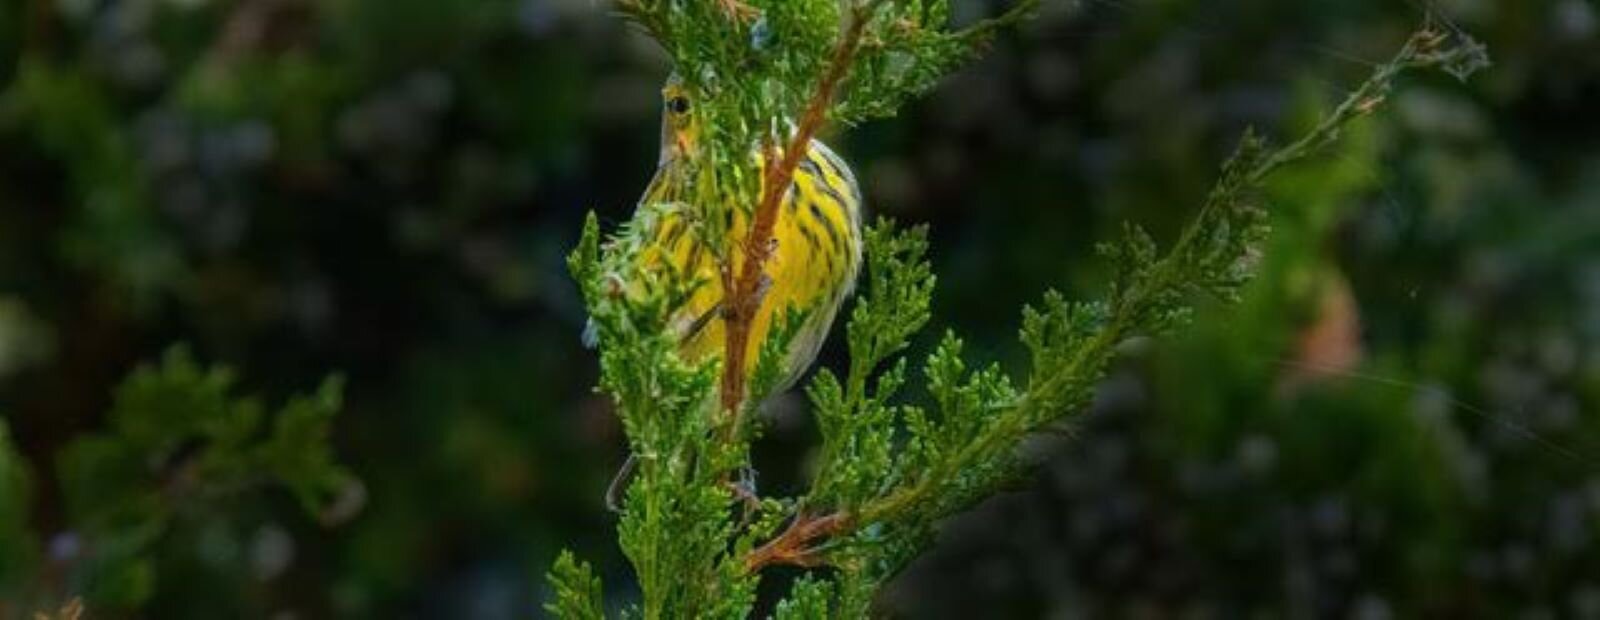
xmin=634 ymin=139 xmax=862 ymax=392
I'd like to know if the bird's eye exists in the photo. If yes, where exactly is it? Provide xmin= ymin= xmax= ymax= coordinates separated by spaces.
xmin=667 ymin=96 xmax=691 ymax=115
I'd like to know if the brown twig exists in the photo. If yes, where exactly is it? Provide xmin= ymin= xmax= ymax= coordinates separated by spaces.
xmin=726 ymin=3 xmax=884 ymax=573
xmin=743 ymin=511 xmax=853 ymax=573
xmin=718 ymin=1 xmax=880 ymax=429
xmin=742 ymin=479 xmax=937 ymax=572
xmin=717 ymin=0 xmax=760 ymax=23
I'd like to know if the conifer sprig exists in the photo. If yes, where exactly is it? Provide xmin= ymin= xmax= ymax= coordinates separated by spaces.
xmin=0 ymin=347 xmax=355 ymax=610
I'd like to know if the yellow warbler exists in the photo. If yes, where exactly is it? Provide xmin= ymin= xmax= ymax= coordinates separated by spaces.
xmin=605 ymin=73 xmax=864 ymax=394
xmin=597 ymin=74 xmax=865 ymax=508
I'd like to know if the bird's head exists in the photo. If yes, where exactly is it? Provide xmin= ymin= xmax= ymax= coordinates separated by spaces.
xmin=659 ymin=73 xmax=701 ymax=165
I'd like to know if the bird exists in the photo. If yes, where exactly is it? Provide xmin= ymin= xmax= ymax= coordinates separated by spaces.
xmin=597 ymin=72 xmax=865 ymax=510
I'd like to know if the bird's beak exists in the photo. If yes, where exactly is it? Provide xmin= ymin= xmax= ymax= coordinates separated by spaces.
xmin=658 ymin=117 xmax=676 ymax=165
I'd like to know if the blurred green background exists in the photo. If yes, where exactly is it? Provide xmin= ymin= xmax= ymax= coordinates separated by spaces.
xmin=2 ymin=0 xmax=1599 ymax=617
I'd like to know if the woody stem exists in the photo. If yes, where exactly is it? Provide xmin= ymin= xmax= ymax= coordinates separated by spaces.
xmin=717 ymin=1 xmax=880 ymax=431
xmin=743 ymin=511 xmax=853 ymax=573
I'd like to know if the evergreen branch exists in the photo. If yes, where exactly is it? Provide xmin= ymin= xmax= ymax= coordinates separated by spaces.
xmin=545 ymin=551 xmax=606 ymax=620
xmin=742 ymin=21 xmax=1488 ymax=575
xmin=46 ymin=347 xmax=355 ymax=609
xmin=561 ymin=2 xmax=1487 ymax=616
xmin=1249 ymin=18 xmax=1489 ymax=185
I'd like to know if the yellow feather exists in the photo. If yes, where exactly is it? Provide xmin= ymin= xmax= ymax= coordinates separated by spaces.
xmin=634 ymin=140 xmax=862 ymax=394
xmin=627 ymin=76 xmax=863 ymax=396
